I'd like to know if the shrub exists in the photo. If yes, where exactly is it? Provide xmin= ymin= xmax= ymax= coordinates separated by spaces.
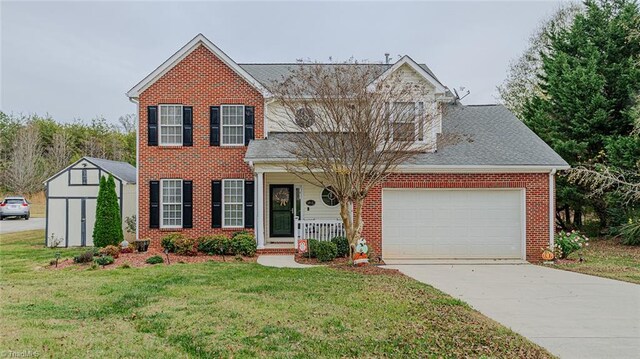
xmin=307 ymin=239 xmax=320 ymax=258
xmin=620 ymin=217 xmax=640 ymax=246
xmin=145 ymin=255 xmax=164 ymax=265
xmin=554 ymin=230 xmax=589 ymax=259
xmin=120 ymin=246 xmax=133 ymax=254
xmin=73 ymin=250 xmax=94 ymax=264
xmin=119 ymin=262 xmax=131 ymax=269
xmin=173 ymin=236 xmax=197 ymax=256
xmin=231 ymin=233 xmax=257 ymax=257
xmin=197 ymin=235 xmax=231 ymax=255
xmin=331 ymin=236 xmax=350 ymax=257
xmin=161 ymin=233 xmax=183 ymax=253
xmin=315 ymin=241 xmax=337 ymax=262
xmin=95 ymin=255 xmax=115 ymax=266
xmin=93 ymin=175 xmax=123 ymax=248
xmin=99 ymin=245 xmax=120 ymax=259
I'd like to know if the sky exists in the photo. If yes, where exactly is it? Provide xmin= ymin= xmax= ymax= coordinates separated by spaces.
xmin=1 ymin=1 xmax=568 ymax=125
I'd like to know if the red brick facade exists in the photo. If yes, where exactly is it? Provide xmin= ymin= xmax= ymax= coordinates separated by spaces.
xmin=361 ymin=173 xmax=553 ymax=262
xmin=138 ymin=45 xmax=262 ymax=249
xmin=137 ymin=43 xmax=554 ymax=262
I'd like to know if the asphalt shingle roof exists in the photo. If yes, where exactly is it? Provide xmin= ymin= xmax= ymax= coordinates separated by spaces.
xmin=245 ymin=103 xmax=569 ymax=167
xmin=85 ymin=157 xmax=137 ymax=183
xmin=239 ymin=63 xmax=444 ymax=89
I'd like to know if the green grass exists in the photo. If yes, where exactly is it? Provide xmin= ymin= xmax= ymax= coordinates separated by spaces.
xmin=0 ymin=230 xmax=552 ymax=358
xmin=550 ymin=238 xmax=640 ymax=284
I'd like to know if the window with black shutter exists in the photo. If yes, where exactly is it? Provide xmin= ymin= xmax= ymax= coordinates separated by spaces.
xmin=212 ymin=180 xmax=222 ymax=228
xmin=147 ymin=106 xmax=158 ymax=146
xmin=149 ymin=181 xmax=160 ymax=228
xmin=210 ymin=106 xmax=220 ymax=146
xmin=244 ymin=180 xmax=254 ymax=228
xmin=183 ymin=107 xmax=193 ymax=146
xmin=182 ymin=180 xmax=193 ymax=228
xmin=244 ymin=106 xmax=255 ymax=145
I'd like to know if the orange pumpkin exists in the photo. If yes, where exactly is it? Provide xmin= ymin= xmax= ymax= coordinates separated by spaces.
xmin=541 ymin=249 xmax=554 ymax=261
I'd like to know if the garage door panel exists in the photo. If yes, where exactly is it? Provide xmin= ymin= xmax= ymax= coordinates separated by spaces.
xmin=382 ymin=189 xmax=523 ymax=259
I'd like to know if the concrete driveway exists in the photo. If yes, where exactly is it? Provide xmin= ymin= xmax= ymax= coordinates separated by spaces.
xmin=0 ymin=217 xmax=45 ymax=234
xmin=386 ymin=263 xmax=640 ymax=359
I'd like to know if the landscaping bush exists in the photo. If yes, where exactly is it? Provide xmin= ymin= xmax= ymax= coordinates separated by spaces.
xmin=94 ymin=255 xmax=114 ymax=266
xmin=173 ymin=236 xmax=197 ymax=256
xmin=99 ymin=245 xmax=120 ymax=259
xmin=307 ymin=239 xmax=320 ymax=258
xmin=197 ymin=234 xmax=231 ymax=255
xmin=315 ymin=241 xmax=337 ymax=262
xmin=555 ymin=230 xmax=589 ymax=259
xmin=73 ymin=250 xmax=94 ymax=264
xmin=331 ymin=236 xmax=350 ymax=257
xmin=161 ymin=233 xmax=183 ymax=253
xmin=620 ymin=217 xmax=640 ymax=246
xmin=145 ymin=255 xmax=164 ymax=265
xmin=231 ymin=233 xmax=257 ymax=257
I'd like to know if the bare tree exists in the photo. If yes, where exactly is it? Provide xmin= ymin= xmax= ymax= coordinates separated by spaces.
xmin=569 ymin=165 xmax=640 ymax=205
xmin=271 ymin=62 xmax=450 ymax=258
xmin=4 ymin=124 xmax=44 ymax=194
xmin=46 ymin=131 xmax=73 ymax=176
xmin=118 ymin=114 xmax=137 ymax=133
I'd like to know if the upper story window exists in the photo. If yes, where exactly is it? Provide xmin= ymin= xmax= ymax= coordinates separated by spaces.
xmin=221 ymin=105 xmax=245 ymax=145
xmin=81 ymin=169 xmax=88 ymax=185
xmin=159 ymin=105 xmax=183 ymax=146
xmin=391 ymin=102 xmax=425 ymax=142
xmin=161 ymin=179 xmax=182 ymax=228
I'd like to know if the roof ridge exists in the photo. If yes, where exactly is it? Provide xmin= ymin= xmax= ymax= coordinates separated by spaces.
xmin=84 ymin=156 xmax=133 ymax=166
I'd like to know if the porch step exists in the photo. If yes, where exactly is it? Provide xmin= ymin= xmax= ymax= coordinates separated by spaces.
xmin=257 ymin=248 xmax=296 ymax=255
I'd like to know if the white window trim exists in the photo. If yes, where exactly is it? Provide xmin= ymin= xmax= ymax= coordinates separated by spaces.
xmin=220 ymin=104 xmax=245 ymax=146
xmin=159 ymin=104 xmax=184 ymax=147
xmin=222 ymin=179 xmax=245 ymax=228
xmin=390 ymin=101 xmax=426 ymax=143
xmin=160 ymin=179 xmax=183 ymax=229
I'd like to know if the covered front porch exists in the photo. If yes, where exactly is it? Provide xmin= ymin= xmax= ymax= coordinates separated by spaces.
xmin=253 ymin=170 xmax=346 ymax=250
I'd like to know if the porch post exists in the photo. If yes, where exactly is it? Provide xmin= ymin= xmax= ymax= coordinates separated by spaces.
xmin=255 ymin=171 xmax=265 ymax=249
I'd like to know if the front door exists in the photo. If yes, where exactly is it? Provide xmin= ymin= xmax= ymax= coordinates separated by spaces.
xmin=270 ymin=185 xmax=294 ymax=237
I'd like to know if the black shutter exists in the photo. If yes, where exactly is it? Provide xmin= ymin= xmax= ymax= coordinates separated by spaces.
xmin=212 ymin=180 xmax=222 ymax=228
xmin=210 ymin=106 xmax=220 ymax=146
xmin=244 ymin=106 xmax=255 ymax=145
xmin=244 ymin=180 xmax=254 ymax=228
xmin=149 ymin=181 xmax=160 ymax=228
xmin=183 ymin=106 xmax=193 ymax=146
xmin=148 ymin=106 xmax=158 ymax=146
xmin=182 ymin=180 xmax=193 ymax=228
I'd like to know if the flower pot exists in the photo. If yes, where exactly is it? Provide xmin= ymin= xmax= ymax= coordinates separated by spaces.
xmin=135 ymin=239 xmax=150 ymax=252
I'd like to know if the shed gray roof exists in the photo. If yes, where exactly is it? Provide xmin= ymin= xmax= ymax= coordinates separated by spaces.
xmin=85 ymin=157 xmax=137 ymax=183
xmin=239 ymin=63 xmax=444 ymax=89
xmin=245 ymin=104 xmax=569 ymax=168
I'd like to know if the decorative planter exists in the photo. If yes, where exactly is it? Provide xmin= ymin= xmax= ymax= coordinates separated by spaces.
xmin=135 ymin=239 xmax=150 ymax=252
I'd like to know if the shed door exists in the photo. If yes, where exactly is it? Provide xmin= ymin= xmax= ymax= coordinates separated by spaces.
xmin=382 ymin=189 xmax=524 ymax=259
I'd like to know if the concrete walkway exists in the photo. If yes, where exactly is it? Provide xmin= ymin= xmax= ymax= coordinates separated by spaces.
xmin=257 ymin=255 xmax=315 ymax=268
xmin=386 ymin=263 xmax=640 ymax=359
xmin=0 ymin=217 xmax=45 ymax=234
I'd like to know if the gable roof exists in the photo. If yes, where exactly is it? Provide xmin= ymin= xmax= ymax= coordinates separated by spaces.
xmin=368 ymin=55 xmax=448 ymax=94
xmin=245 ymin=103 xmax=569 ymax=170
xmin=44 ymin=157 xmax=137 ymax=184
xmin=126 ymin=34 xmax=271 ymax=99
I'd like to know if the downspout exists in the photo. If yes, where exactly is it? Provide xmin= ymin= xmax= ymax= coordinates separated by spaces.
xmin=129 ymin=96 xmax=140 ymax=242
xmin=549 ymin=168 xmax=557 ymax=249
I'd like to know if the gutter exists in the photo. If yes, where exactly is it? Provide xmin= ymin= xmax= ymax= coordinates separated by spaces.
xmin=549 ymin=168 xmax=557 ymax=249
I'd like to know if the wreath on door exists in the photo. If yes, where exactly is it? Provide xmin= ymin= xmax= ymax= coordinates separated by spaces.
xmin=274 ymin=188 xmax=289 ymax=207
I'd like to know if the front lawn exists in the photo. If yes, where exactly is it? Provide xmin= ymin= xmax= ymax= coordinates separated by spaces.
xmin=0 ymin=230 xmax=552 ymax=358
xmin=550 ymin=238 xmax=640 ymax=284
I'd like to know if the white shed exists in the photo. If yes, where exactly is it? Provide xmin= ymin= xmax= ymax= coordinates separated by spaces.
xmin=44 ymin=157 xmax=137 ymax=247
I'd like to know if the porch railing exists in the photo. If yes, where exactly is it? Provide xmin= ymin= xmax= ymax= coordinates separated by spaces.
xmin=294 ymin=218 xmax=345 ymax=248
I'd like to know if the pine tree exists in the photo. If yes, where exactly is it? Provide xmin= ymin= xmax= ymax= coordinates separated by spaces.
xmin=523 ymin=0 xmax=640 ymax=228
xmin=92 ymin=174 xmax=124 ymax=247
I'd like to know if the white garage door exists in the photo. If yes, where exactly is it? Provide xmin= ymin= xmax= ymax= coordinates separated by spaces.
xmin=382 ymin=189 xmax=524 ymax=259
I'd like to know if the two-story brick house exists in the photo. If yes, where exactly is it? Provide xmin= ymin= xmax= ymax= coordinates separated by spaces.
xmin=127 ymin=34 xmax=568 ymax=262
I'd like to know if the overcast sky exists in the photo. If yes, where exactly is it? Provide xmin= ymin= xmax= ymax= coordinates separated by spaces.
xmin=1 ymin=1 xmax=567 ymax=124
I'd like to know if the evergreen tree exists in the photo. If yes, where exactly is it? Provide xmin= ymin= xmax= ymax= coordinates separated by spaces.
xmin=93 ymin=174 xmax=124 ymax=247
xmin=523 ymin=0 xmax=640 ymax=228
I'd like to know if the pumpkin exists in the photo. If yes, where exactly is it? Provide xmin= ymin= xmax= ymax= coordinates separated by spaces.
xmin=541 ymin=249 xmax=554 ymax=261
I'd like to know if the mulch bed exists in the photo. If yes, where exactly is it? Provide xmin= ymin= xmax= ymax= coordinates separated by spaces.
xmin=47 ymin=249 xmax=257 ymax=271
xmin=294 ymin=253 xmax=405 ymax=277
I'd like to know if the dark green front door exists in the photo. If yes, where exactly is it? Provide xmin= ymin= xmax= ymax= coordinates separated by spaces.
xmin=270 ymin=185 xmax=294 ymax=237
